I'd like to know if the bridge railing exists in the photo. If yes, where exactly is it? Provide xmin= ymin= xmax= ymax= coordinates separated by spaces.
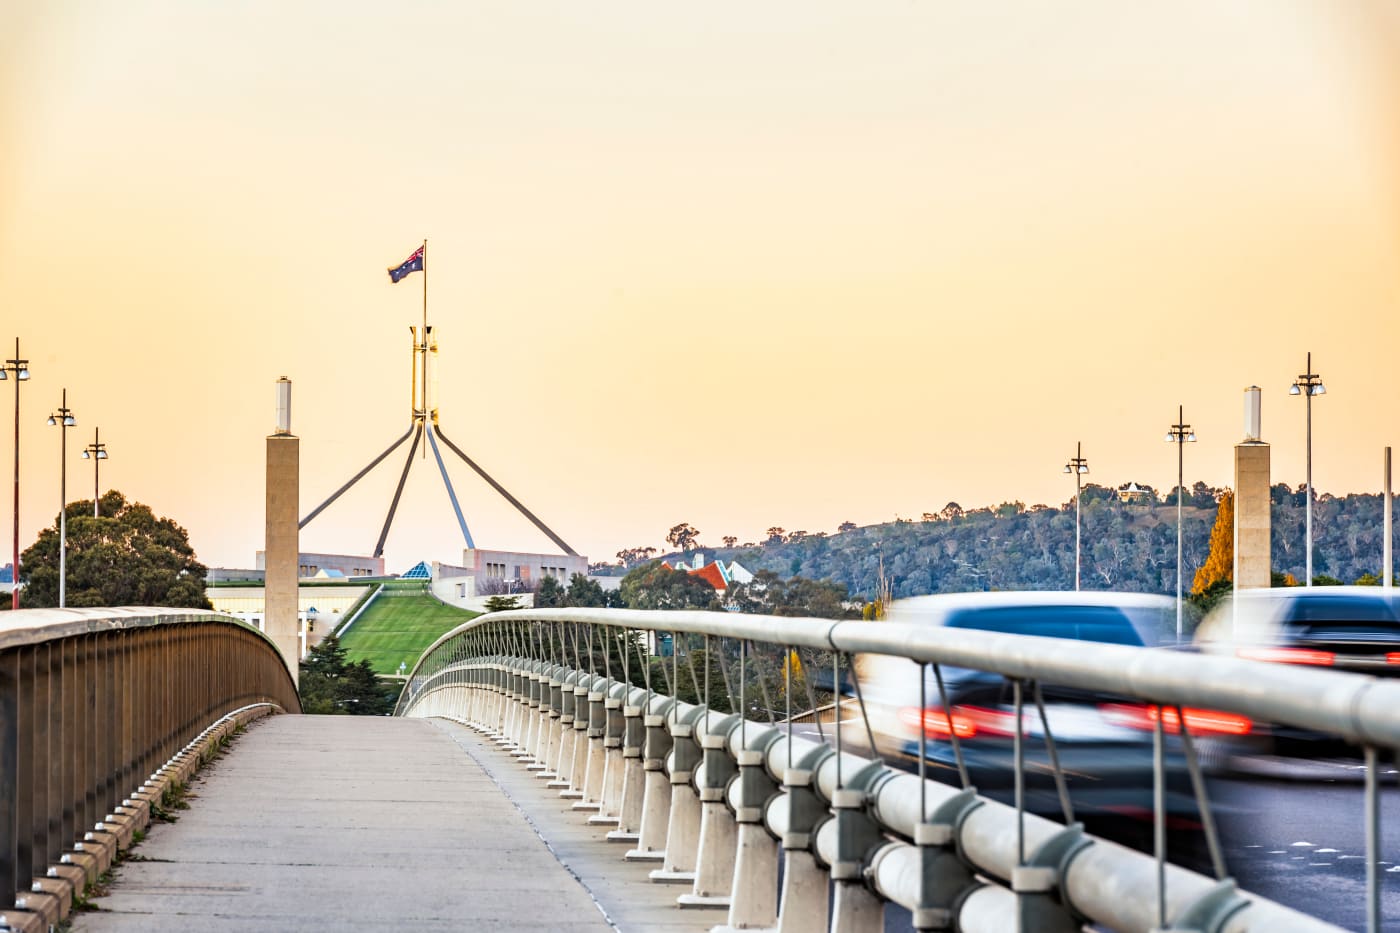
xmin=0 ymin=607 xmax=300 ymax=918
xmin=396 ymin=607 xmax=1400 ymax=933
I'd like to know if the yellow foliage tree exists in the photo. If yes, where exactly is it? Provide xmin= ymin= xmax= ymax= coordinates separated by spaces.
xmin=1192 ymin=490 xmax=1234 ymax=594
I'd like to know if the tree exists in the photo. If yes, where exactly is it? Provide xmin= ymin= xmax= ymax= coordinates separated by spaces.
xmin=619 ymin=561 xmax=718 ymax=611
xmin=765 ymin=527 xmax=787 ymax=545
xmin=728 ymin=569 xmax=853 ymax=619
xmin=18 ymin=491 xmax=211 ymax=609
xmin=837 ymin=521 xmax=857 ymax=533
xmin=534 ymin=576 xmax=565 ymax=608
xmin=483 ymin=594 xmax=522 ymax=612
xmin=565 ymin=572 xmax=608 ymax=607
xmin=722 ymin=536 xmax=738 ymax=549
xmin=298 ymin=634 xmax=398 ymax=715
xmin=940 ymin=503 xmax=964 ymax=522
xmin=666 ymin=523 xmax=700 ymax=553
xmin=1192 ymin=490 xmax=1234 ymax=594
xmin=616 ymin=546 xmax=657 ymax=568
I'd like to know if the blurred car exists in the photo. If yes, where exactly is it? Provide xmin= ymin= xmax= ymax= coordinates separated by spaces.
xmin=1194 ymin=587 xmax=1400 ymax=762
xmin=854 ymin=592 xmax=1247 ymax=818
xmin=1197 ymin=586 xmax=1400 ymax=674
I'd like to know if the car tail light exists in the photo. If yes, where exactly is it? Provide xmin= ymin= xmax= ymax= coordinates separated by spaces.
xmin=1236 ymin=646 xmax=1336 ymax=666
xmin=900 ymin=706 xmax=977 ymax=738
xmin=1387 ymin=653 xmax=1400 ymax=665
xmin=899 ymin=705 xmax=1024 ymax=739
xmin=1098 ymin=703 xmax=1253 ymax=736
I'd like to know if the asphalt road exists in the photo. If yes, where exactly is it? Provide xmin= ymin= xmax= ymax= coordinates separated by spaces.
xmin=1210 ymin=770 xmax=1400 ymax=932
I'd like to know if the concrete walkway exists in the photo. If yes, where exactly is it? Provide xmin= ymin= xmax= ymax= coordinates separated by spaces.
xmin=72 ymin=715 xmax=710 ymax=932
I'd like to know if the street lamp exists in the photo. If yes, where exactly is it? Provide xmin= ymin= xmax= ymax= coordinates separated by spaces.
xmin=1164 ymin=406 xmax=1196 ymax=639
xmin=1063 ymin=441 xmax=1090 ymax=591
xmin=48 ymin=390 xmax=76 ymax=608
xmin=1 ymin=339 xmax=30 ymax=610
xmin=1290 ymin=352 xmax=1326 ymax=587
xmin=81 ymin=427 xmax=108 ymax=518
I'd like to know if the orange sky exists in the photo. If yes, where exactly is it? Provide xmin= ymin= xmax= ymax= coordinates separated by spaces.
xmin=2 ymin=2 xmax=1399 ymax=574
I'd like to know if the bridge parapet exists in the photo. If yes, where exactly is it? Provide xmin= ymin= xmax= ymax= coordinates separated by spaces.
xmin=0 ymin=607 xmax=300 ymax=926
xmin=397 ymin=606 xmax=1399 ymax=933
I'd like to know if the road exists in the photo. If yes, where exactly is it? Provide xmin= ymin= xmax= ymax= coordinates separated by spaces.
xmin=1212 ymin=772 xmax=1400 ymax=932
xmin=791 ymin=723 xmax=1399 ymax=931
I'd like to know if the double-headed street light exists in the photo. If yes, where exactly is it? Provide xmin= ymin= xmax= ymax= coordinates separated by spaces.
xmin=1164 ymin=406 xmax=1196 ymax=638
xmin=47 ymin=390 xmax=76 ymax=608
xmin=1063 ymin=441 xmax=1090 ymax=591
xmin=1 ymin=339 xmax=30 ymax=609
xmin=1290 ymin=352 xmax=1326 ymax=587
xmin=82 ymin=427 xmax=109 ymax=518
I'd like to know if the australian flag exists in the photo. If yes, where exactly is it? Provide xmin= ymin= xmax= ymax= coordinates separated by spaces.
xmin=388 ymin=246 xmax=425 ymax=283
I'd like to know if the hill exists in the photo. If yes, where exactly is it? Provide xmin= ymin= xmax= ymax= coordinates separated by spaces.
xmin=680 ymin=484 xmax=1393 ymax=601
xmin=338 ymin=581 xmax=478 ymax=675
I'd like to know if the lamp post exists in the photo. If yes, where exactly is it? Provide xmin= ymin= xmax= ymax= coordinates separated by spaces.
xmin=1290 ymin=353 xmax=1326 ymax=587
xmin=1 ymin=339 xmax=30 ymax=609
xmin=47 ymin=390 xmax=76 ymax=607
xmin=82 ymin=427 xmax=108 ymax=517
xmin=1063 ymin=441 xmax=1090 ymax=591
xmin=1164 ymin=406 xmax=1196 ymax=639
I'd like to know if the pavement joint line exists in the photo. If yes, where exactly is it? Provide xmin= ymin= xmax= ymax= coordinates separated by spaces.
xmin=432 ymin=716 xmax=622 ymax=933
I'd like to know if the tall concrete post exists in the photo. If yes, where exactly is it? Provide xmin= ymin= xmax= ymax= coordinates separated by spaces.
xmin=265 ymin=377 xmax=300 ymax=686
xmin=1234 ymin=387 xmax=1272 ymax=590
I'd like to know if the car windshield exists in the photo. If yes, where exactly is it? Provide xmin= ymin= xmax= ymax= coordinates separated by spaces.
xmin=943 ymin=605 xmax=1148 ymax=646
xmin=1279 ymin=595 xmax=1400 ymax=641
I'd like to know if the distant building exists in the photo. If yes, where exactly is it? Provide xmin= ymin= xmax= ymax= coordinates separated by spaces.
xmin=428 ymin=548 xmax=591 ymax=608
xmin=254 ymin=551 xmax=385 ymax=579
xmin=400 ymin=561 xmax=432 ymax=580
xmin=661 ymin=553 xmax=754 ymax=594
xmin=206 ymin=583 xmax=374 ymax=659
xmin=1116 ymin=482 xmax=1155 ymax=504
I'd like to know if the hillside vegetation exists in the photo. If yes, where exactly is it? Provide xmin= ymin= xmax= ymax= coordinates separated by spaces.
xmin=338 ymin=581 xmax=478 ymax=675
xmin=692 ymin=484 xmax=1394 ymax=602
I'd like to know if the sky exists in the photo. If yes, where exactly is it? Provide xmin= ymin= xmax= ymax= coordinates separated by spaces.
xmin=2 ymin=2 xmax=1399 ymax=574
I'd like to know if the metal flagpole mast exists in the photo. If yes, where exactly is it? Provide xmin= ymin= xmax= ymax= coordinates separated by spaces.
xmin=421 ymin=238 xmax=428 ymax=458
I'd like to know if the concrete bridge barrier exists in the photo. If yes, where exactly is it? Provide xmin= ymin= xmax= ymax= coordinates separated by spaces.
xmin=0 ymin=607 xmax=299 ymax=931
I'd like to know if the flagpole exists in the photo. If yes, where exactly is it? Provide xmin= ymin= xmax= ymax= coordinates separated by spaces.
xmin=421 ymin=238 xmax=427 ymax=458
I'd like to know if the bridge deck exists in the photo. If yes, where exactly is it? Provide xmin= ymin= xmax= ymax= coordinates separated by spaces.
xmin=72 ymin=715 xmax=711 ymax=932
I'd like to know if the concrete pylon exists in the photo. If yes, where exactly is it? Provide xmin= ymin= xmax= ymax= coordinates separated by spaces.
xmin=265 ymin=377 xmax=300 ymax=686
xmin=1234 ymin=386 xmax=1272 ymax=591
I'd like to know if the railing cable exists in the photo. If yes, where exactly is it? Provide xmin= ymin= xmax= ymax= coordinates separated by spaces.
xmin=933 ymin=663 xmax=970 ymax=790
xmin=1174 ymin=703 xmax=1228 ymax=882
xmin=800 ymin=648 xmax=826 ymax=745
xmin=846 ymin=652 xmax=879 ymax=761
xmin=1032 ymin=680 xmax=1075 ymax=827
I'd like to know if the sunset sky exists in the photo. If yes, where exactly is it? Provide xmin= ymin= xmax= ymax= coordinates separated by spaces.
xmin=2 ymin=2 xmax=1399 ymax=574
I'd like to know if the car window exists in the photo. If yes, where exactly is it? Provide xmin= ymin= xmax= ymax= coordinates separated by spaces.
xmin=945 ymin=605 xmax=1145 ymax=646
xmin=1281 ymin=596 xmax=1400 ymax=636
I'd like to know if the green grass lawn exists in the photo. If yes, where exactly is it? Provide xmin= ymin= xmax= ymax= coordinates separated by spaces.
xmin=337 ymin=583 xmax=478 ymax=675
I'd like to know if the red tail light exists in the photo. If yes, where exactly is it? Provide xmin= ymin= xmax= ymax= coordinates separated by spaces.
xmin=1099 ymin=703 xmax=1253 ymax=736
xmin=1387 ymin=653 xmax=1400 ymax=665
xmin=900 ymin=706 xmax=977 ymax=738
xmin=899 ymin=705 xmax=1026 ymax=739
xmin=1236 ymin=646 xmax=1336 ymax=666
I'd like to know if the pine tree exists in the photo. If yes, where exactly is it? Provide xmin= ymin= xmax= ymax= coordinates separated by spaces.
xmin=1192 ymin=490 xmax=1234 ymax=594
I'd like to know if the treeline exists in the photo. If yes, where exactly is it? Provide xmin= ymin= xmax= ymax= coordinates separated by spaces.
xmin=688 ymin=484 xmax=1396 ymax=602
